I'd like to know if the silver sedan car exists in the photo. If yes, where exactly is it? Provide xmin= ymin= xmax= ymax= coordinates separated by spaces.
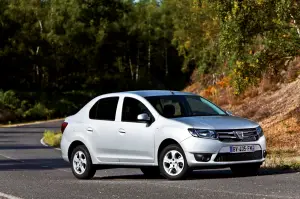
xmin=60 ymin=90 xmax=267 ymax=180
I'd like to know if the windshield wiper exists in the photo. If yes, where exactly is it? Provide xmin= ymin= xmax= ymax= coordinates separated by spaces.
xmin=190 ymin=114 xmax=224 ymax=116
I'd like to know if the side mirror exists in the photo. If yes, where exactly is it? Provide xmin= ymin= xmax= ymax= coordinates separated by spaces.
xmin=226 ymin=111 xmax=233 ymax=116
xmin=137 ymin=113 xmax=151 ymax=122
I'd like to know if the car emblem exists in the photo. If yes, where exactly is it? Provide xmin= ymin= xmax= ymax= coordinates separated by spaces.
xmin=233 ymin=131 xmax=244 ymax=140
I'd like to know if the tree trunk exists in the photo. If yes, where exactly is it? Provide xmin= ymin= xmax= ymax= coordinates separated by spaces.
xmin=136 ymin=47 xmax=140 ymax=82
xmin=35 ymin=19 xmax=43 ymax=90
xmin=129 ymin=57 xmax=134 ymax=80
xmin=148 ymin=40 xmax=151 ymax=73
xmin=291 ymin=14 xmax=300 ymax=38
xmin=165 ymin=45 xmax=168 ymax=76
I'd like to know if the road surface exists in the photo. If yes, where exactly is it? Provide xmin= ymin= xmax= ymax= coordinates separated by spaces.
xmin=0 ymin=120 xmax=299 ymax=199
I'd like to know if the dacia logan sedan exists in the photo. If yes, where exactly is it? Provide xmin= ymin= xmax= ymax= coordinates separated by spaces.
xmin=60 ymin=90 xmax=267 ymax=180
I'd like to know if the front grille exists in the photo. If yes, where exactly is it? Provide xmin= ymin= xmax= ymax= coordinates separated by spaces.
xmin=217 ymin=128 xmax=259 ymax=142
xmin=214 ymin=150 xmax=263 ymax=162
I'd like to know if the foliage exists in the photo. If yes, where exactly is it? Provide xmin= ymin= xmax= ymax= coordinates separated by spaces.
xmin=23 ymin=103 xmax=53 ymax=120
xmin=215 ymin=0 xmax=300 ymax=93
xmin=0 ymin=90 xmax=21 ymax=110
xmin=0 ymin=0 xmax=300 ymax=123
xmin=0 ymin=90 xmax=54 ymax=122
xmin=43 ymin=130 xmax=62 ymax=148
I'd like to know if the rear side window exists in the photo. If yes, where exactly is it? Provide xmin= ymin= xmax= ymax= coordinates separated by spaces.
xmin=89 ymin=97 xmax=119 ymax=121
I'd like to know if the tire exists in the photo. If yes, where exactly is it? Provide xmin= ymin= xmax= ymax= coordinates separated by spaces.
xmin=71 ymin=145 xmax=96 ymax=179
xmin=230 ymin=163 xmax=261 ymax=176
xmin=159 ymin=144 xmax=189 ymax=180
xmin=140 ymin=166 xmax=161 ymax=178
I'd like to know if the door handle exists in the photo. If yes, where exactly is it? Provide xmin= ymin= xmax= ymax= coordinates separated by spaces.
xmin=118 ymin=129 xmax=126 ymax=134
xmin=87 ymin=127 xmax=93 ymax=132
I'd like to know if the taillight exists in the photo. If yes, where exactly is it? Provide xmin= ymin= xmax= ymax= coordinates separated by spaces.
xmin=61 ymin=122 xmax=68 ymax=133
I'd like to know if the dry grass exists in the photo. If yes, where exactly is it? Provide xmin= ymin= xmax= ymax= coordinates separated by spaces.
xmin=285 ymin=57 xmax=300 ymax=83
xmin=264 ymin=117 xmax=300 ymax=155
xmin=263 ymin=154 xmax=300 ymax=170
xmin=243 ymin=86 xmax=259 ymax=99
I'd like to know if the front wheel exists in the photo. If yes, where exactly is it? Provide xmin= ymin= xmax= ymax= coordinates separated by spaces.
xmin=159 ymin=144 xmax=189 ymax=180
xmin=230 ymin=163 xmax=261 ymax=176
xmin=71 ymin=145 xmax=96 ymax=179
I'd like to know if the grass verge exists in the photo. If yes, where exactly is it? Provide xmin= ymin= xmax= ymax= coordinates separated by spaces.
xmin=263 ymin=154 xmax=300 ymax=170
xmin=43 ymin=130 xmax=62 ymax=148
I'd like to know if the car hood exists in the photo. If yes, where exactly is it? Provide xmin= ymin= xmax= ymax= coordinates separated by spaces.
xmin=172 ymin=116 xmax=258 ymax=130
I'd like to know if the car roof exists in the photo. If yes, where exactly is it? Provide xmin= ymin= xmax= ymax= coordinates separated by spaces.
xmin=105 ymin=90 xmax=197 ymax=97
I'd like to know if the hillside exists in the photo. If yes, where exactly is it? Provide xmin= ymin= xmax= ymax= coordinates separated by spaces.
xmin=185 ymin=75 xmax=300 ymax=158
xmin=224 ymin=77 xmax=300 ymax=155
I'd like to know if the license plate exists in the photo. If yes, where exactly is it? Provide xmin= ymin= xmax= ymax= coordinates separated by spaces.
xmin=230 ymin=145 xmax=255 ymax=153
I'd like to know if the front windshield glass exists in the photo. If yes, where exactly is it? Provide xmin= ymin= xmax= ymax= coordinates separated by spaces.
xmin=145 ymin=95 xmax=226 ymax=118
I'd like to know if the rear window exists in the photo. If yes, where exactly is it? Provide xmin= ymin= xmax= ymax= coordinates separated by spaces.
xmin=89 ymin=97 xmax=119 ymax=121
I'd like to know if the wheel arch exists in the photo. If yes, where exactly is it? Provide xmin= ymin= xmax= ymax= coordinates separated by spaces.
xmin=157 ymin=138 xmax=181 ymax=164
xmin=68 ymin=140 xmax=86 ymax=161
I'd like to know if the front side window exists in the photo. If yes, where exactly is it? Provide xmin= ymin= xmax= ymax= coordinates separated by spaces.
xmin=122 ymin=97 xmax=152 ymax=122
xmin=145 ymin=95 xmax=226 ymax=118
xmin=89 ymin=97 xmax=119 ymax=121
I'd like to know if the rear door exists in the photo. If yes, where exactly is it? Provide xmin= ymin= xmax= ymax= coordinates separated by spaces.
xmin=88 ymin=96 xmax=120 ymax=163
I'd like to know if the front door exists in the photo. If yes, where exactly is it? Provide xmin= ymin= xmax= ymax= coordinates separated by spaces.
xmin=117 ymin=97 xmax=156 ymax=164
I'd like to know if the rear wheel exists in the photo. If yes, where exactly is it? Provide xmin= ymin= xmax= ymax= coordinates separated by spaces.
xmin=230 ymin=163 xmax=261 ymax=176
xmin=140 ymin=167 xmax=161 ymax=178
xmin=71 ymin=145 xmax=96 ymax=179
xmin=159 ymin=144 xmax=189 ymax=180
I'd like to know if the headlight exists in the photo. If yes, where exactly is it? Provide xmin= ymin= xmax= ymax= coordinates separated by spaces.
xmin=188 ymin=128 xmax=218 ymax=139
xmin=256 ymin=126 xmax=264 ymax=137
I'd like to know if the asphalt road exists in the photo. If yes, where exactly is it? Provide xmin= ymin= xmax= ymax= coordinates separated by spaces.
xmin=0 ymin=121 xmax=299 ymax=199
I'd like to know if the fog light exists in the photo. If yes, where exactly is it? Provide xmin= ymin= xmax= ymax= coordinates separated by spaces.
xmin=263 ymin=150 xmax=267 ymax=158
xmin=194 ymin=154 xmax=212 ymax=162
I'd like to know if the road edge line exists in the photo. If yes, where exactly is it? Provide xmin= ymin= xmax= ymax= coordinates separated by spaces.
xmin=0 ymin=191 xmax=23 ymax=199
xmin=0 ymin=118 xmax=64 ymax=128
xmin=40 ymin=138 xmax=61 ymax=151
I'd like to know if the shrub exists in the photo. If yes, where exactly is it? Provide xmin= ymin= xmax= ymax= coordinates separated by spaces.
xmin=0 ymin=90 xmax=20 ymax=110
xmin=43 ymin=130 xmax=62 ymax=148
xmin=23 ymin=103 xmax=53 ymax=120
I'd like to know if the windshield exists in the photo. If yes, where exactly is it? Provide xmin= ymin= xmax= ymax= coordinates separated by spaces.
xmin=145 ymin=95 xmax=226 ymax=118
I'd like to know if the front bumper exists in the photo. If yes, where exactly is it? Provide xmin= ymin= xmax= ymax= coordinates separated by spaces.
xmin=180 ymin=135 xmax=267 ymax=168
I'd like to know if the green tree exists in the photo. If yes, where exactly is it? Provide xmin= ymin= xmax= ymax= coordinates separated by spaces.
xmin=216 ymin=0 xmax=300 ymax=93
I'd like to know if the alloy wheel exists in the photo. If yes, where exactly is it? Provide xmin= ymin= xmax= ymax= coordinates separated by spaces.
xmin=72 ymin=150 xmax=87 ymax=175
xmin=163 ymin=150 xmax=185 ymax=176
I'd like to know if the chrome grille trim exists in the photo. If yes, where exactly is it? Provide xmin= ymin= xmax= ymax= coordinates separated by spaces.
xmin=216 ymin=128 xmax=258 ymax=142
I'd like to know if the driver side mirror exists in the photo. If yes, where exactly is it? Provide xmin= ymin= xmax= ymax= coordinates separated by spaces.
xmin=137 ymin=113 xmax=151 ymax=122
xmin=226 ymin=110 xmax=233 ymax=116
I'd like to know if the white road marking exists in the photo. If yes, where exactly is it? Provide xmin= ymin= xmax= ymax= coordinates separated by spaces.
xmin=40 ymin=138 xmax=61 ymax=151
xmin=0 ymin=153 xmax=24 ymax=163
xmin=0 ymin=191 xmax=23 ymax=199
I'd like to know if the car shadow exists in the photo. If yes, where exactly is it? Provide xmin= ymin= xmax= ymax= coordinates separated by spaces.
xmin=93 ymin=168 xmax=299 ymax=181
xmin=0 ymin=145 xmax=49 ymax=150
xmin=0 ymin=158 xmax=70 ymax=171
